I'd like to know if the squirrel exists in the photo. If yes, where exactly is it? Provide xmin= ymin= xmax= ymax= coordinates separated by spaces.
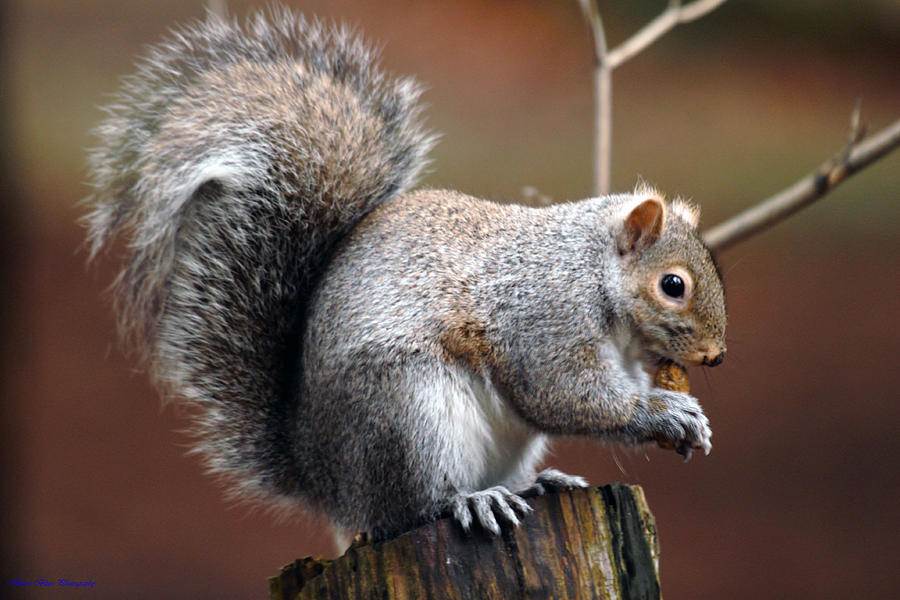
xmin=84 ymin=7 xmax=726 ymax=544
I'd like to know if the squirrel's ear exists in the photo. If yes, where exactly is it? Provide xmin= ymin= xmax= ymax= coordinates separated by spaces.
xmin=617 ymin=198 xmax=665 ymax=254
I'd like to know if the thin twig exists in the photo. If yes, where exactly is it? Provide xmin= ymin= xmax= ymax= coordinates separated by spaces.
xmin=577 ymin=0 xmax=611 ymax=195
xmin=607 ymin=0 xmax=728 ymax=69
xmin=577 ymin=0 xmax=608 ymax=61
xmin=703 ymin=116 xmax=900 ymax=252
xmin=578 ymin=0 xmax=727 ymax=195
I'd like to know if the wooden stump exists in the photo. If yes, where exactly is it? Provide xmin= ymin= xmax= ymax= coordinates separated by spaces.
xmin=269 ymin=484 xmax=661 ymax=599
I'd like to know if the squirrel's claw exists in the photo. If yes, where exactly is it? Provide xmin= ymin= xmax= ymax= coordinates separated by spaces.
xmin=676 ymin=441 xmax=693 ymax=462
xmin=450 ymin=486 xmax=532 ymax=535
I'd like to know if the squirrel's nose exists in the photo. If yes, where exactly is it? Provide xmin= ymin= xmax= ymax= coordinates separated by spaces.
xmin=704 ymin=351 xmax=726 ymax=367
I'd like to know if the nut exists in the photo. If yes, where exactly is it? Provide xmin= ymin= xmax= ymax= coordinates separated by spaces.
xmin=654 ymin=361 xmax=690 ymax=452
xmin=654 ymin=361 xmax=690 ymax=393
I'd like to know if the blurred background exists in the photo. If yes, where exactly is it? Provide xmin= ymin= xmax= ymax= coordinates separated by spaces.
xmin=3 ymin=0 xmax=899 ymax=597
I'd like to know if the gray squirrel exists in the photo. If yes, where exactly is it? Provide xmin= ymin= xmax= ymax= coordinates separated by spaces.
xmin=84 ymin=7 xmax=726 ymax=544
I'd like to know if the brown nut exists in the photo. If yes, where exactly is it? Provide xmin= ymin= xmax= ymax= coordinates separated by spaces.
xmin=654 ymin=361 xmax=690 ymax=451
xmin=654 ymin=361 xmax=690 ymax=393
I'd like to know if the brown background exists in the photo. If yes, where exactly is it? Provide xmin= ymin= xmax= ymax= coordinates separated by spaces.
xmin=4 ymin=0 xmax=899 ymax=598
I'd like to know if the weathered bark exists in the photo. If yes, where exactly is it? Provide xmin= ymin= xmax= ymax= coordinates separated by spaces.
xmin=270 ymin=484 xmax=661 ymax=599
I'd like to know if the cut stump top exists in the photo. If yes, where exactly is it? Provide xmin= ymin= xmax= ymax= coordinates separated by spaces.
xmin=270 ymin=484 xmax=661 ymax=599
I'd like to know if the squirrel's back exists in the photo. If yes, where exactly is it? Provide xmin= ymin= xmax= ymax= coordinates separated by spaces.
xmin=84 ymin=8 xmax=434 ymax=505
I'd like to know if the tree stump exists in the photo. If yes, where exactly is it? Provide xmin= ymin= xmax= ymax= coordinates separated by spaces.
xmin=269 ymin=484 xmax=661 ymax=599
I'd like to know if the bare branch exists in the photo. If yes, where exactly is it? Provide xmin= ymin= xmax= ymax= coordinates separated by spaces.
xmin=577 ymin=0 xmax=611 ymax=195
xmin=576 ymin=3 xmax=896 ymax=252
xmin=679 ymin=0 xmax=730 ymax=22
xmin=595 ymin=67 xmax=613 ymax=194
xmin=577 ymin=0 xmax=608 ymax=62
xmin=578 ymin=1 xmax=727 ymax=195
xmin=607 ymin=0 xmax=728 ymax=69
xmin=703 ymin=116 xmax=900 ymax=252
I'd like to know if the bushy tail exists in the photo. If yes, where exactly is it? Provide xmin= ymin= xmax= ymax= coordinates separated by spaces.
xmin=84 ymin=7 xmax=434 ymax=504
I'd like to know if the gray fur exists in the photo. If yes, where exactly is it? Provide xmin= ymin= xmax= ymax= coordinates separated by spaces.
xmin=86 ymin=8 xmax=726 ymax=542
xmin=300 ymin=189 xmax=723 ymax=537
xmin=84 ymin=8 xmax=434 ymax=508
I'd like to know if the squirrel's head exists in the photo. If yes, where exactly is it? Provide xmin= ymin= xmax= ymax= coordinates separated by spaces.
xmin=614 ymin=186 xmax=726 ymax=369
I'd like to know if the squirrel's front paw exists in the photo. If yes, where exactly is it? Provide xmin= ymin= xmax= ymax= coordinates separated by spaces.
xmin=630 ymin=390 xmax=712 ymax=461
xmin=450 ymin=486 xmax=532 ymax=535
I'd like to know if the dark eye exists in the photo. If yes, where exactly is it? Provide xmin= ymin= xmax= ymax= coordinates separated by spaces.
xmin=660 ymin=274 xmax=685 ymax=298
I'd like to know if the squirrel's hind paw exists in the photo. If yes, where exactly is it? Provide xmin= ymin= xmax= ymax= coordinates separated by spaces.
xmin=450 ymin=486 xmax=532 ymax=535
xmin=522 ymin=468 xmax=589 ymax=497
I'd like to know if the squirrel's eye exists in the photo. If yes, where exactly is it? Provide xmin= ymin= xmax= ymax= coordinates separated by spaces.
xmin=660 ymin=274 xmax=685 ymax=298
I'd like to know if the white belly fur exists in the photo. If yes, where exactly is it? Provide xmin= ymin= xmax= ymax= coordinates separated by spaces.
xmin=418 ymin=362 xmax=547 ymax=495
